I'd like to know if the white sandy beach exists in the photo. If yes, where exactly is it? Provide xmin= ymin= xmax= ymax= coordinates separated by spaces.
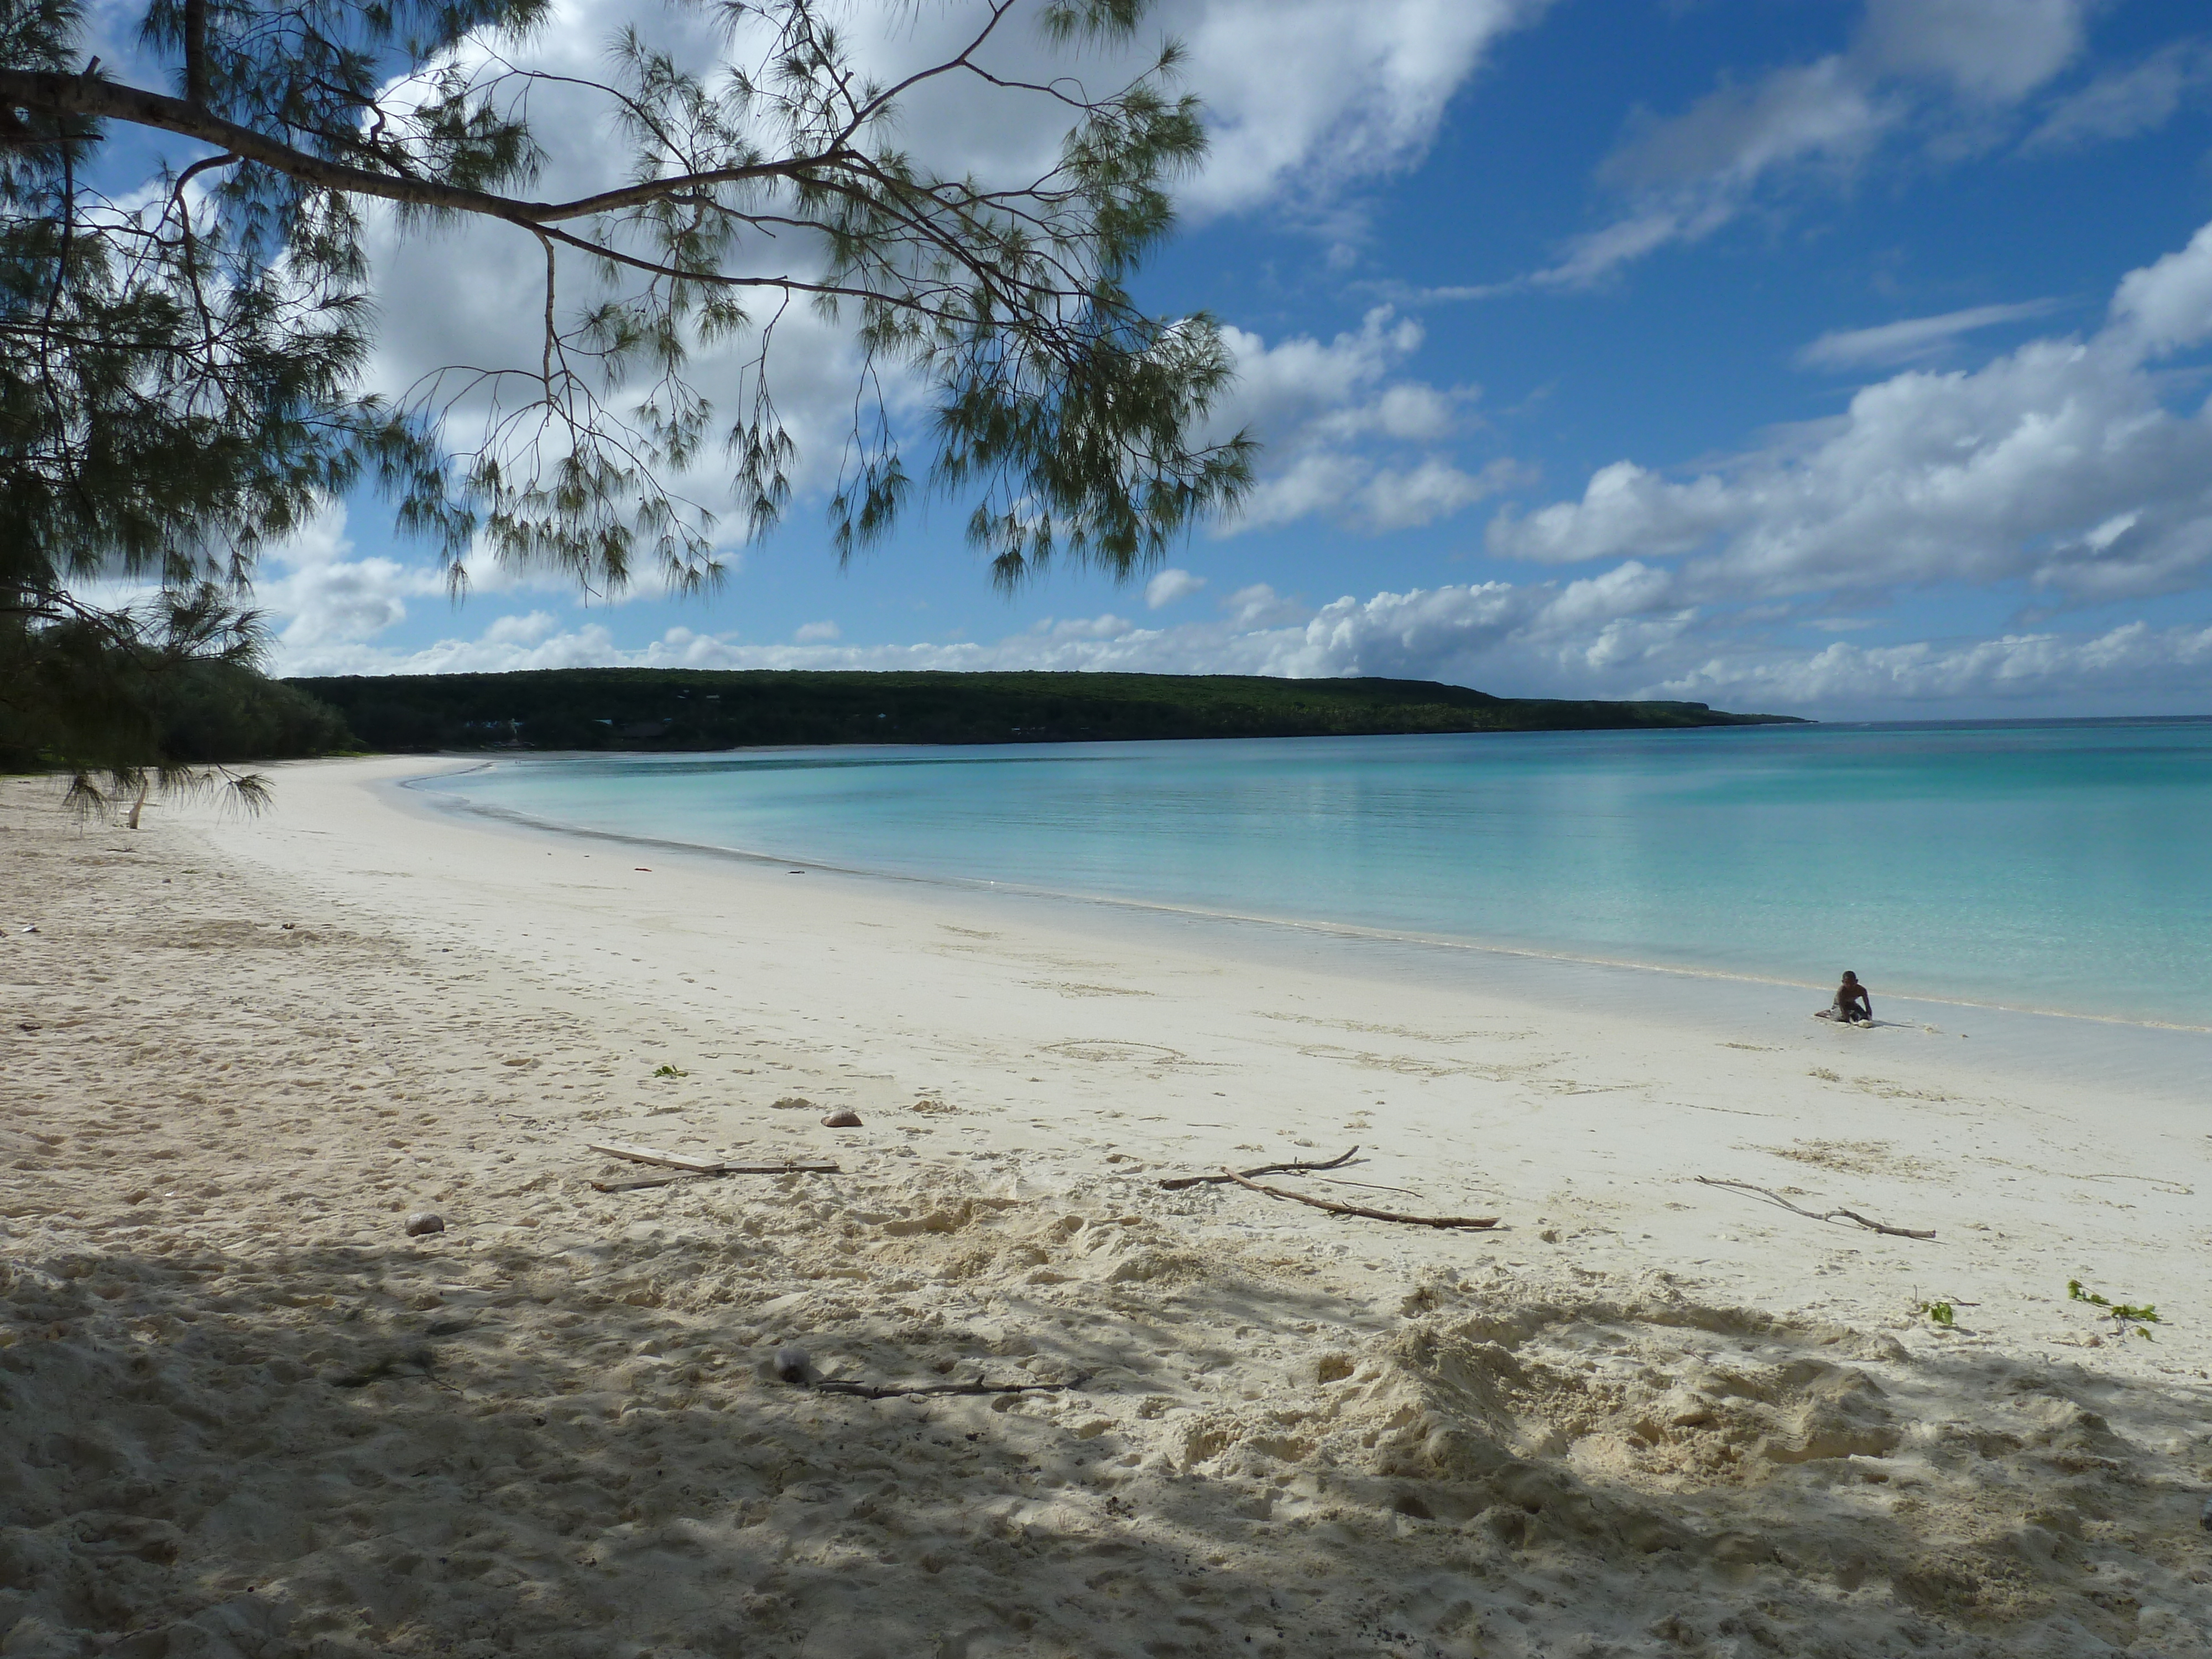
xmin=5 ymin=753 xmax=2210 ymax=1657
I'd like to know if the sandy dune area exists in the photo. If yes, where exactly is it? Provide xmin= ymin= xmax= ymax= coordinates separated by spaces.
xmin=4 ymin=757 xmax=2210 ymax=1658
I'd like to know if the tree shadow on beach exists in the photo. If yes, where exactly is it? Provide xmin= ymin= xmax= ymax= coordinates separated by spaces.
xmin=9 ymin=1182 xmax=2211 ymax=1659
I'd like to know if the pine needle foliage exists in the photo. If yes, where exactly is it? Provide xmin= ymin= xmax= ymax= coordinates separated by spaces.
xmin=0 ymin=0 xmax=1254 ymax=808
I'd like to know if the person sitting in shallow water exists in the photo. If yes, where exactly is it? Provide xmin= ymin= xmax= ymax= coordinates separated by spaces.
xmin=1818 ymin=971 xmax=1873 ymax=1025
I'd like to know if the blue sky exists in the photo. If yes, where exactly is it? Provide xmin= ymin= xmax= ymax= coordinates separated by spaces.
xmin=237 ymin=0 xmax=2212 ymax=717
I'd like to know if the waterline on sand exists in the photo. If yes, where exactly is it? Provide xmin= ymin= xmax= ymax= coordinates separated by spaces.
xmin=396 ymin=758 xmax=2212 ymax=1109
xmin=407 ymin=718 xmax=2212 ymax=1029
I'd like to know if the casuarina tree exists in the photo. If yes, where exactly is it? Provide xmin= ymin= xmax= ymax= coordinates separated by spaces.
xmin=0 ymin=0 xmax=1254 ymax=808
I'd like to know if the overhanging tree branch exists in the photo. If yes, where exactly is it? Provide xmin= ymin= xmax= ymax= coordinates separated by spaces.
xmin=4 ymin=1 xmax=1255 ymax=806
xmin=0 ymin=68 xmax=838 ymax=223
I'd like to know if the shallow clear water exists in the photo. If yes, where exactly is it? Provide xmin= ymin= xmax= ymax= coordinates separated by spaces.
xmin=411 ymin=719 xmax=2212 ymax=1027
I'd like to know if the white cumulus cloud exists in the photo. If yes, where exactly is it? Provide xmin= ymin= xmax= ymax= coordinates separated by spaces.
xmin=1490 ymin=215 xmax=2212 ymax=608
xmin=1212 ymin=307 xmax=1512 ymax=533
xmin=1145 ymin=568 xmax=1207 ymax=608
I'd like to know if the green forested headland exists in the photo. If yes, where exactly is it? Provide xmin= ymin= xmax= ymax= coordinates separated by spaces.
xmin=289 ymin=669 xmax=1803 ymax=752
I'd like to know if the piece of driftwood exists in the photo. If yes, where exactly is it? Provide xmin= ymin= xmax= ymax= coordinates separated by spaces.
xmin=587 ymin=1142 xmax=838 ymax=1190
xmin=589 ymin=1140 xmax=727 ymax=1172
xmin=1695 ymin=1175 xmax=1936 ymax=1240
xmin=812 ymin=1374 xmax=1089 ymax=1400
xmin=588 ymin=1140 xmax=838 ymax=1175
xmin=1159 ymin=1146 xmax=1362 ymax=1190
xmin=587 ymin=1165 xmax=839 ymax=1192
xmin=1221 ymin=1168 xmax=1499 ymax=1230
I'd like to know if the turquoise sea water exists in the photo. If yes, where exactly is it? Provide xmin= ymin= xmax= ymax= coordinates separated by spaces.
xmin=411 ymin=719 xmax=2212 ymax=1028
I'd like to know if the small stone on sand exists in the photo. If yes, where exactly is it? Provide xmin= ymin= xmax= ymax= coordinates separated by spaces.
xmin=404 ymin=1211 xmax=446 ymax=1237
xmin=821 ymin=1109 xmax=863 ymax=1128
xmin=774 ymin=1345 xmax=812 ymax=1384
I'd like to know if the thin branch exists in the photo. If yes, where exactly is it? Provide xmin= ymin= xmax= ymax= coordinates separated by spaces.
xmin=812 ymin=1373 xmax=1087 ymax=1400
xmin=169 ymin=156 xmax=235 ymax=362
xmin=589 ymin=1164 xmax=836 ymax=1191
xmin=587 ymin=1139 xmax=837 ymax=1177
xmin=1220 ymin=1169 xmax=1500 ymax=1230
xmin=1694 ymin=1176 xmax=1937 ymax=1240
xmin=842 ymin=0 xmax=1021 ymax=135
xmin=536 ymin=231 xmax=555 ymax=390
xmin=1159 ymin=1145 xmax=1363 ymax=1191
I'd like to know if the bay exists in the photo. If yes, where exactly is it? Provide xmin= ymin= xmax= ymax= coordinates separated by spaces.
xmin=410 ymin=717 xmax=2212 ymax=1029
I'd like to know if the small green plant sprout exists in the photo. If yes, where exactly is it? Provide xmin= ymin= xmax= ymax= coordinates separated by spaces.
xmin=2067 ymin=1279 xmax=2161 ymax=1340
xmin=1917 ymin=1300 xmax=1955 ymax=1327
xmin=651 ymin=1065 xmax=687 ymax=1079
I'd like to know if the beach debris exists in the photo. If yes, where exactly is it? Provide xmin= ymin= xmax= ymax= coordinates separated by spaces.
xmin=650 ymin=1063 xmax=687 ymax=1078
xmin=591 ymin=1140 xmax=726 ymax=1173
xmin=820 ymin=1109 xmax=863 ymax=1128
xmin=814 ymin=1373 xmax=1090 ymax=1400
xmin=1695 ymin=1176 xmax=1936 ymax=1240
xmin=771 ymin=1095 xmax=815 ymax=1110
xmin=2067 ymin=1279 xmax=2162 ymax=1340
xmin=1913 ymin=1297 xmax=1978 ymax=1327
xmin=585 ymin=1140 xmax=839 ymax=1187
xmin=18 ymin=924 xmax=38 ymax=935
xmin=591 ymin=1169 xmax=836 ymax=1192
xmin=2200 ymin=1495 xmax=2211 ymax=1532
xmin=1160 ymin=1145 xmax=1363 ymax=1191
xmin=329 ymin=1346 xmax=439 ymax=1388
xmin=1219 ymin=1168 xmax=1500 ymax=1230
xmin=404 ymin=1211 xmax=446 ymax=1237
xmin=773 ymin=1345 xmax=813 ymax=1384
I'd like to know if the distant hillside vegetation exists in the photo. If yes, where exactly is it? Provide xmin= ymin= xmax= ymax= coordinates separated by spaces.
xmin=287 ymin=669 xmax=1803 ymax=752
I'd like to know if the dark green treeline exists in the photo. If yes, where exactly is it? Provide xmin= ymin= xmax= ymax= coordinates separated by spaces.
xmin=288 ymin=668 xmax=1802 ymax=753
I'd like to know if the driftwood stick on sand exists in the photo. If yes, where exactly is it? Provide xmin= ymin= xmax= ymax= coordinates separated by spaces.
xmin=588 ymin=1141 xmax=728 ymax=1172
xmin=813 ymin=1375 xmax=1088 ymax=1400
xmin=586 ymin=1142 xmax=839 ymax=1187
xmin=587 ymin=1169 xmax=840 ymax=1192
xmin=589 ymin=1171 xmax=836 ymax=1192
xmin=1222 ymin=1169 xmax=1500 ymax=1230
xmin=1695 ymin=1176 xmax=1937 ymax=1240
xmin=1158 ymin=1146 xmax=1363 ymax=1191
